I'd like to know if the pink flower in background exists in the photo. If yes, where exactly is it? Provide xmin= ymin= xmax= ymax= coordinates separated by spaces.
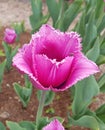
xmin=13 ymin=24 xmax=99 ymax=91
xmin=42 ymin=119 xmax=65 ymax=130
xmin=4 ymin=28 xmax=17 ymax=44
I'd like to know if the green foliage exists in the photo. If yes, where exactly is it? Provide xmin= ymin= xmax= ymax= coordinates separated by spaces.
xmin=46 ymin=0 xmax=61 ymax=26
xmin=0 ymin=122 xmax=6 ymax=130
xmin=36 ymin=117 xmax=49 ymax=130
xmin=14 ymin=75 xmax=32 ymax=108
xmin=83 ymin=10 xmax=97 ymax=52
xmin=37 ymin=90 xmax=55 ymax=106
xmin=59 ymin=0 xmax=82 ymax=31
xmin=96 ymin=104 xmax=105 ymax=123
xmin=29 ymin=0 xmax=49 ymax=33
xmin=0 ymin=50 xmax=5 ymax=56
xmin=0 ymin=60 xmax=6 ymax=92
xmin=46 ymin=0 xmax=82 ymax=31
xmin=2 ymin=42 xmax=19 ymax=71
xmin=12 ymin=21 xmax=25 ymax=41
xmin=86 ymin=37 xmax=100 ymax=62
xmin=68 ymin=115 xmax=100 ymax=130
xmin=72 ymin=76 xmax=99 ymax=116
xmin=75 ymin=0 xmax=105 ymax=66
xmin=98 ymin=74 xmax=105 ymax=88
xmin=98 ymin=74 xmax=105 ymax=92
xmin=19 ymin=121 xmax=36 ymax=130
xmin=6 ymin=121 xmax=26 ymax=130
xmin=98 ymin=16 xmax=105 ymax=34
xmin=45 ymin=108 xmax=55 ymax=114
xmin=12 ymin=21 xmax=25 ymax=35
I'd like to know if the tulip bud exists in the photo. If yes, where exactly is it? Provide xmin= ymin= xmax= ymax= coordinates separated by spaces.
xmin=3 ymin=28 xmax=17 ymax=44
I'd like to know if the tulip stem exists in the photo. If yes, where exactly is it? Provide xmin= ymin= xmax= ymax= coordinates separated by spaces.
xmin=36 ymin=90 xmax=46 ymax=128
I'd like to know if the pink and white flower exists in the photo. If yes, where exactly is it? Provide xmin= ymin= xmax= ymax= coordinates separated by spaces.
xmin=13 ymin=24 xmax=99 ymax=91
xmin=4 ymin=28 xmax=17 ymax=44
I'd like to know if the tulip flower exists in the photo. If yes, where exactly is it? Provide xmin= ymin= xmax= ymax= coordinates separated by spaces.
xmin=13 ymin=24 xmax=99 ymax=91
xmin=3 ymin=28 xmax=18 ymax=71
xmin=4 ymin=28 xmax=17 ymax=44
xmin=42 ymin=119 xmax=65 ymax=130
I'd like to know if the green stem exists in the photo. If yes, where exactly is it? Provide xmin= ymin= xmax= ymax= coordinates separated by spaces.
xmin=36 ymin=90 xmax=46 ymax=128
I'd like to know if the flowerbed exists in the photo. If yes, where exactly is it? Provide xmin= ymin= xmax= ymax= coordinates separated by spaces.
xmin=0 ymin=0 xmax=105 ymax=130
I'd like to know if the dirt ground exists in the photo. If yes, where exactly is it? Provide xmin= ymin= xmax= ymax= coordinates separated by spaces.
xmin=0 ymin=0 xmax=32 ymax=30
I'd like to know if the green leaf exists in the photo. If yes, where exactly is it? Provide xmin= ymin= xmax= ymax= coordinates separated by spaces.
xmin=96 ymin=55 xmax=105 ymax=65
xmin=46 ymin=0 xmax=60 ymax=25
xmin=0 ymin=50 xmax=5 ymax=56
xmin=6 ymin=121 xmax=26 ymax=130
xmin=12 ymin=21 xmax=25 ymax=35
xmin=45 ymin=107 xmax=55 ymax=114
xmin=11 ymin=45 xmax=19 ymax=58
xmin=37 ymin=90 xmax=55 ymax=106
xmin=2 ymin=42 xmax=11 ymax=69
xmin=68 ymin=115 xmax=100 ymax=130
xmin=98 ymin=74 xmax=105 ymax=89
xmin=30 ymin=14 xmax=49 ymax=33
xmin=100 ymin=41 xmax=105 ymax=55
xmin=30 ymin=0 xmax=42 ymax=20
xmin=24 ymin=75 xmax=32 ymax=88
xmin=61 ymin=0 xmax=82 ymax=31
xmin=98 ymin=15 xmax=105 ymax=34
xmin=2 ymin=42 xmax=18 ymax=71
xmin=0 ymin=60 xmax=6 ymax=84
xmin=95 ymin=0 xmax=104 ymax=18
xmin=14 ymin=83 xmax=32 ymax=108
xmin=72 ymin=76 xmax=99 ymax=116
xmin=2 ymin=42 xmax=11 ymax=57
xmin=0 ymin=122 xmax=6 ymax=130
xmin=19 ymin=121 xmax=36 ymax=130
xmin=75 ymin=11 xmax=85 ymax=37
xmin=96 ymin=104 xmax=105 ymax=123
xmin=86 ymin=37 xmax=100 ymax=62
xmin=29 ymin=0 xmax=48 ymax=33
xmin=83 ymin=10 xmax=97 ymax=53
xmin=37 ymin=117 xmax=49 ymax=130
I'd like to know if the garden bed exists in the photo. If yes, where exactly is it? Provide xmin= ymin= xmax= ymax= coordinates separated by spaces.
xmin=0 ymin=0 xmax=105 ymax=130
xmin=0 ymin=27 xmax=90 ymax=130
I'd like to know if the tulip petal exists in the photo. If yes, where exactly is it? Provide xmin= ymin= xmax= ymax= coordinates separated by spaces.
xmin=52 ymin=53 xmax=99 ymax=91
xmin=34 ymin=54 xmax=73 ymax=88
xmin=32 ymin=24 xmax=81 ymax=61
xmin=42 ymin=119 xmax=65 ymax=130
xmin=33 ymin=24 xmax=66 ymax=61
xmin=13 ymin=44 xmax=49 ymax=90
xmin=63 ymin=32 xmax=82 ymax=57
xmin=13 ymin=44 xmax=32 ymax=74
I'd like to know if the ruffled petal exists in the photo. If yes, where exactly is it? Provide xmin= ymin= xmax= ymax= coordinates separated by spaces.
xmin=52 ymin=53 xmax=99 ymax=91
xmin=31 ymin=24 xmax=70 ymax=61
xmin=12 ymin=44 xmax=33 ymax=75
xmin=62 ymin=32 xmax=82 ymax=57
xmin=42 ymin=119 xmax=65 ymax=130
xmin=34 ymin=54 xmax=73 ymax=88
xmin=31 ymin=25 xmax=82 ymax=61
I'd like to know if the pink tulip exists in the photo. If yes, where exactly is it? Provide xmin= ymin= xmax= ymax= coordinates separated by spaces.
xmin=4 ymin=28 xmax=17 ymax=44
xmin=42 ymin=119 xmax=65 ymax=130
xmin=13 ymin=24 xmax=99 ymax=91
